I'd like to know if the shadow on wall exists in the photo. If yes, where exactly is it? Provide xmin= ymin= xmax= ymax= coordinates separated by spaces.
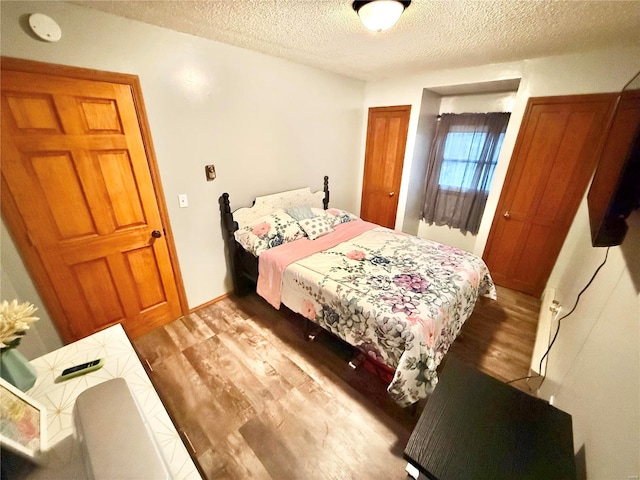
xmin=18 ymin=14 xmax=43 ymax=42
xmin=621 ymin=210 xmax=640 ymax=293
xmin=575 ymin=444 xmax=587 ymax=480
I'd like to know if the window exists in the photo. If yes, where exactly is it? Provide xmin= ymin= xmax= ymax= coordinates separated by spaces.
xmin=439 ymin=131 xmax=505 ymax=191
xmin=421 ymin=112 xmax=510 ymax=235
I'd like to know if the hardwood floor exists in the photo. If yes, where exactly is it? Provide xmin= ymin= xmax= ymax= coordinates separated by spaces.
xmin=133 ymin=285 xmax=540 ymax=480
xmin=448 ymin=285 xmax=541 ymax=387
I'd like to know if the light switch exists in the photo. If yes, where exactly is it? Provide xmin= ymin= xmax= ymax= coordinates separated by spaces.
xmin=178 ymin=194 xmax=188 ymax=208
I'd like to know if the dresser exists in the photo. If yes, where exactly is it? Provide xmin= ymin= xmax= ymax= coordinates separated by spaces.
xmin=22 ymin=324 xmax=201 ymax=479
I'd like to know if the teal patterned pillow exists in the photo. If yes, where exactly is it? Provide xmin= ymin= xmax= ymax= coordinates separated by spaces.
xmin=285 ymin=205 xmax=315 ymax=221
xmin=299 ymin=217 xmax=333 ymax=240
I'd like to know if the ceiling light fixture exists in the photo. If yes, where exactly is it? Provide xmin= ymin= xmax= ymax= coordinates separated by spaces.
xmin=352 ymin=0 xmax=411 ymax=32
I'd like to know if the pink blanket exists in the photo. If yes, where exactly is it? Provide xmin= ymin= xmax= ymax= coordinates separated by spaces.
xmin=257 ymin=220 xmax=377 ymax=308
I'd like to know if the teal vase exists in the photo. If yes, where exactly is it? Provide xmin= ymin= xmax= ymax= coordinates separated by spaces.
xmin=0 ymin=348 xmax=37 ymax=391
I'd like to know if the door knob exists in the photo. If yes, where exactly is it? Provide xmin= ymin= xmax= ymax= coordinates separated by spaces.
xmin=503 ymin=211 xmax=510 ymax=219
xmin=151 ymin=230 xmax=162 ymax=238
xmin=389 ymin=192 xmax=395 ymax=197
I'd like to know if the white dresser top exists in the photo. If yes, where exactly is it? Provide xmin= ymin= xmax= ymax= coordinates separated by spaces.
xmin=26 ymin=324 xmax=201 ymax=479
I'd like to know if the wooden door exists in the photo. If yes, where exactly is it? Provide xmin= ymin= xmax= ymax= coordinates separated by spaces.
xmin=483 ymin=94 xmax=617 ymax=297
xmin=360 ymin=105 xmax=411 ymax=228
xmin=1 ymin=59 xmax=185 ymax=342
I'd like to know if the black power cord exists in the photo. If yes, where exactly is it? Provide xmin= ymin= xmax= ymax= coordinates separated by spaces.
xmin=506 ymin=246 xmax=611 ymax=387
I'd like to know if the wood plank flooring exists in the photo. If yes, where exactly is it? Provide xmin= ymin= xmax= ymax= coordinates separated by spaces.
xmin=133 ymin=285 xmax=540 ymax=480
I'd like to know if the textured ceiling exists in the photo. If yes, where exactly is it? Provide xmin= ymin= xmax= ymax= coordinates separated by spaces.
xmin=72 ymin=0 xmax=640 ymax=81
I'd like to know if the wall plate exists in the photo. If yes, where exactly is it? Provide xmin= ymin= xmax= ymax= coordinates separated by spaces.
xmin=28 ymin=13 xmax=62 ymax=42
xmin=205 ymin=164 xmax=216 ymax=181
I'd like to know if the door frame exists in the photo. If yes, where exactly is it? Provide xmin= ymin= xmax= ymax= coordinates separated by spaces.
xmin=1 ymin=56 xmax=188 ymax=342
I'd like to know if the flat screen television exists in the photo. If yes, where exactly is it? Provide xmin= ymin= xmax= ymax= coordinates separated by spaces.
xmin=587 ymin=81 xmax=640 ymax=247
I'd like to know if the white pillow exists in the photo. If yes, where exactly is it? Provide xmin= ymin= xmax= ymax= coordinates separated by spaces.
xmin=299 ymin=216 xmax=334 ymax=240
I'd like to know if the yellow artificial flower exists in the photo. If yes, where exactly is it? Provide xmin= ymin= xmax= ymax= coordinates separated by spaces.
xmin=0 ymin=300 xmax=39 ymax=349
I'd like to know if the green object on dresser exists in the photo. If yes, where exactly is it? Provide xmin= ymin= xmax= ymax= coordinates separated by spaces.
xmin=0 ymin=348 xmax=37 ymax=391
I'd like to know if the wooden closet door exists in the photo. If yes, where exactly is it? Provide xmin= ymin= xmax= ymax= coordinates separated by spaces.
xmin=1 ymin=62 xmax=184 ymax=341
xmin=483 ymin=94 xmax=616 ymax=297
xmin=360 ymin=105 xmax=411 ymax=229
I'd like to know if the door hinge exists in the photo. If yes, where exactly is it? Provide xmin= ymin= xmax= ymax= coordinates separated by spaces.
xmin=26 ymin=230 xmax=37 ymax=247
xmin=180 ymin=429 xmax=196 ymax=456
xmin=144 ymin=358 xmax=154 ymax=372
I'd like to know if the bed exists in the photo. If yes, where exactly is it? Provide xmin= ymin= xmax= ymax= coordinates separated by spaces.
xmin=220 ymin=177 xmax=496 ymax=406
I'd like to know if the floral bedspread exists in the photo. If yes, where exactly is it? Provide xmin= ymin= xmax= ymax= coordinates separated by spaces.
xmin=276 ymin=224 xmax=496 ymax=406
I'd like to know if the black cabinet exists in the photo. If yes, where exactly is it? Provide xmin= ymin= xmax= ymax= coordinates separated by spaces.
xmin=404 ymin=357 xmax=576 ymax=480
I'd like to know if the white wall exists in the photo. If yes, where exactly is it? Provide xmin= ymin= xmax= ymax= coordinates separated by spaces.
xmin=0 ymin=1 xmax=365 ymax=339
xmin=1 ymin=223 xmax=63 ymax=359
xmin=401 ymin=88 xmax=440 ymax=236
xmin=438 ymin=91 xmax=517 ymax=114
xmin=362 ymin=46 xmax=640 ymax=478
xmin=541 ymin=211 xmax=640 ymax=480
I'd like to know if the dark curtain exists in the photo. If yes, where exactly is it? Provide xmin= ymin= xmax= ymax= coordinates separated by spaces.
xmin=420 ymin=112 xmax=510 ymax=235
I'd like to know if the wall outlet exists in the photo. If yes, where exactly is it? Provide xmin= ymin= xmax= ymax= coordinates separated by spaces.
xmin=178 ymin=194 xmax=188 ymax=208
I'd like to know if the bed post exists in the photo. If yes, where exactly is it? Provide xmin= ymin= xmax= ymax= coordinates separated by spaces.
xmin=323 ymin=175 xmax=329 ymax=210
xmin=220 ymin=193 xmax=238 ymax=234
xmin=219 ymin=193 xmax=243 ymax=295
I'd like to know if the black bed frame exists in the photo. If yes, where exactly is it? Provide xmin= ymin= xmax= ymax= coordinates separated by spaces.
xmin=220 ymin=176 xmax=330 ymax=296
